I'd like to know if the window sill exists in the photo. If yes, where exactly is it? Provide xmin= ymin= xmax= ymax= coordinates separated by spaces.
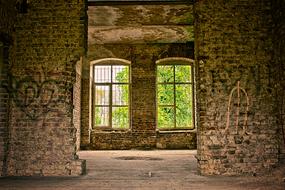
xmin=91 ymin=128 xmax=131 ymax=133
xmin=157 ymin=129 xmax=196 ymax=133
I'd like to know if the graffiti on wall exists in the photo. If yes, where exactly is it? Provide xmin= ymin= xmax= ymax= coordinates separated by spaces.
xmin=1 ymin=70 xmax=74 ymax=120
xmin=225 ymin=81 xmax=249 ymax=134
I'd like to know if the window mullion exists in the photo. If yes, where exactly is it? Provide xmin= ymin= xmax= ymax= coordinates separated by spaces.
xmin=126 ymin=65 xmax=130 ymax=129
xmin=109 ymin=66 xmax=113 ymax=128
xmin=93 ymin=81 xmax=96 ymax=129
xmin=191 ymin=64 xmax=195 ymax=129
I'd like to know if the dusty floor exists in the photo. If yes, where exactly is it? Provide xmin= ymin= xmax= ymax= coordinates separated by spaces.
xmin=0 ymin=150 xmax=284 ymax=190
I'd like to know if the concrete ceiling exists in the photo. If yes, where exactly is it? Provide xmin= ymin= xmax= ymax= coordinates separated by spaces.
xmin=88 ymin=5 xmax=194 ymax=44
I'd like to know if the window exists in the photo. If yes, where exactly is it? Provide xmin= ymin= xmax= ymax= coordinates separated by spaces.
xmin=156 ymin=58 xmax=194 ymax=130
xmin=91 ymin=58 xmax=130 ymax=129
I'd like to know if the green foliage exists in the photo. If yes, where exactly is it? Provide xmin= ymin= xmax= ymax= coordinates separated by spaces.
xmin=114 ymin=66 xmax=129 ymax=105
xmin=94 ymin=107 xmax=103 ymax=126
xmin=112 ymin=107 xmax=128 ymax=128
xmin=157 ymin=65 xmax=174 ymax=83
xmin=158 ymin=107 xmax=174 ymax=128
xmin=115 ymin=66 xmax=129 ymax=83
xmin=176 ymin=84 xmax=193 ymax=128
xmin=112 ymin=66 xmax=129 ymax=129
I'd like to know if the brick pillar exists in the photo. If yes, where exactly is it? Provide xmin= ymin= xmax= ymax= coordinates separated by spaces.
xmin=131 ymin=47 xmax=157 ymax=148
xmin=80 ymin=60 xmax=91 ymax=148
xmin=195 ymin=0 xmax=279 ymax=175
xmin=0 ymin=39 xmax=9 ymax=177
xmin=5 ymin=1 xmax=86 ymax=176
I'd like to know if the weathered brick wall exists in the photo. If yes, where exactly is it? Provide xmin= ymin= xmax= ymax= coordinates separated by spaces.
xmin=0 ymin=0 xmax=17 ymax=34
xmin=156 ymin=131 xmax=196 ymax=149
xmin=272 ymin=0 xmax=285 ymax=159
xmin=195 ymin=0 xmax=279 ymax=175
xmin=90 ymin=131 xmax=196 ymax=150
xmin=80 ymin=65 xmax=91 ymax=148
xmin=0 ymin=38 xmax=10 ymax=177
xmin=90 ymin=130 xmax=196 ymax=150
xmin=73 ymin=58 xmax=82 ymax=151
xmin=5 ymin=0 xmax=86 ymax=176
xmin=80 ymin=2 xmax=90 ymax=149
xmin=0 ymin=40 xmax=5 ymax=177
xmin=84 ymin=4 xmax=196 ymax=150
xmin=0 ymin=0 xmax=17 ymax=177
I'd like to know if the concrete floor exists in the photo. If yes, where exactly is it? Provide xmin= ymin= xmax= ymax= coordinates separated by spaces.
xmin=0 ymin=150 xmax=284 ymax=190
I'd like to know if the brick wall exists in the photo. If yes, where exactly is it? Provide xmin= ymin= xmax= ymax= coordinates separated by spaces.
xmin=0 ymin=37 xmax=13 ymax=177
xmin=0 ymin=40 xmax=4 ymax=176
xmin=272 ymin=0 xmax=285 ymax=159
xmin=4 ymin=0 xmax=86 ymax=176
xmin=80 ymin=67 xmax=91 ymax=148
xmin=195 ymin=0 xmax=279 ymax=175
xmin=73 ymin=58 xmax=82 ymax=151
xmin=0 ymin=0 xmax=17 ymax=34
xmin=0 ymin=0 xmax=17 ymax=177
xmin=0 ymin=40 xmax=9 ymax=177
xmin=90 ymin=131 xmax=197 ymax=150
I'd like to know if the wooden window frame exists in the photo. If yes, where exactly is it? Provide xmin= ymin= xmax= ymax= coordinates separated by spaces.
xmin=91 ymin=59 xmax=131 ymax=130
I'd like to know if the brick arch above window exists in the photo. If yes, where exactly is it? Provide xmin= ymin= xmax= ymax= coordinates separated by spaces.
xmin=90 ymin=58 xmax=131 ymax=66
xmin=156 ymin=57 xmax=194 ymax=65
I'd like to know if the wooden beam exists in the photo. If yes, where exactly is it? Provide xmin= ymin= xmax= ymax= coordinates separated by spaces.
xmin=88 ymin=0 xmax=193 ymax=6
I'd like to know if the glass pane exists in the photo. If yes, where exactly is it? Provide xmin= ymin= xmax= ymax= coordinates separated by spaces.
xmin=112 ymin=107 xmax=129 ymax=129
xmin=95 ymin=85 xmax=109 ymax=105
xmin=158 ymin=84 xmax=174 ymax=105
xmin=112 ymin=85 xmax=129 ymax=106
xmin=94 ymin=65 xmax=111 ymax=83
xmin=157 ymin=65 xmax=174 ymax=83
xmin=113 ymin=65 xmax=129 ymax=83
xmin=94 ymin=106 xmax=109 ymax=127
xmin=175 ymin=65 xmax=191 ymax=83
xmin=158 ymin=107 xmax=174 ymax=128
xmin=176 ymin=84 xmax=193 ymax=128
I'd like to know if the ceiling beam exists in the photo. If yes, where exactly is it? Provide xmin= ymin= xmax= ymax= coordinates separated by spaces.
xmin=88 ymin=0 xmax=193 ymax=6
